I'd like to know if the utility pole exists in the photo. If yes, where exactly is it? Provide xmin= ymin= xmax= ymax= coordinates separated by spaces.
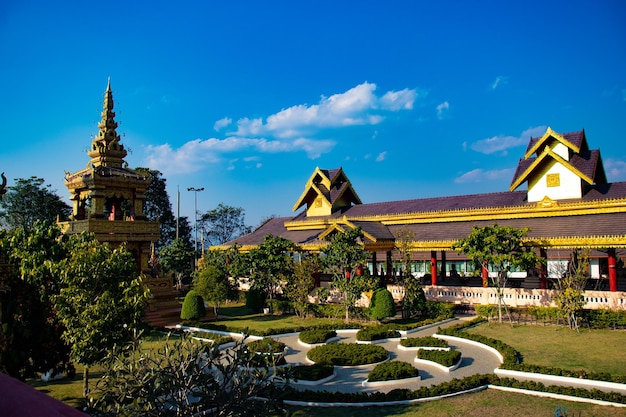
xmin=187 ymin=187 xmax=204 ymax=267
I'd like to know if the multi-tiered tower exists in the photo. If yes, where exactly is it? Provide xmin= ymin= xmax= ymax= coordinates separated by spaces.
xmin=60 ymin=80 xmax=178 ymax=325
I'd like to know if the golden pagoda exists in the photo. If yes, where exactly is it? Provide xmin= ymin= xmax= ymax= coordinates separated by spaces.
xmin=60 ymin=80 xmax=178 ymax=325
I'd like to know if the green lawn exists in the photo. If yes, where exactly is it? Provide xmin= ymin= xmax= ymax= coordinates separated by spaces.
xmin=465 ymin=322 xmax=626 ymax=375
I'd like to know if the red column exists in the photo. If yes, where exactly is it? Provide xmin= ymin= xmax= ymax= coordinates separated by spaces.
xmin=608 ymin=248 xmax=618 ymax=292
xmin=430 ymin=251 xmax=437 ymax=286
xmin=482 ymin=260 xmax=489 ymax=287
xmin=440 ymin=251 xmax=447 ymax=283
xmin=386 ymin=251 xmax=393 ymax=285
xmin=540 ymin=248 xmax=548 ymax=289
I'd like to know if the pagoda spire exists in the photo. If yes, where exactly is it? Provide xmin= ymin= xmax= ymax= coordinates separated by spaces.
xmin=87 ymin=78 xmax=127 ymax=168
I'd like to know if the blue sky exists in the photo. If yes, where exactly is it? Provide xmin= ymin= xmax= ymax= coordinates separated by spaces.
xmin=1 ymin=1 xmax=625 ymax=227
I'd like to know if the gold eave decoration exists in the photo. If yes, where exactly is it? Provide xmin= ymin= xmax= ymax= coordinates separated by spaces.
xmin=509 ymin=147 xmax=593 ymax=192
xmin=317 ymin=217 xmax=379 ymax=243
xmin=524 ymin=127 xmax=581 ymax=160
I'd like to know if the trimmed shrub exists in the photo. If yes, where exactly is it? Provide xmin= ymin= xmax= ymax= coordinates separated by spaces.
xmin=400 ymin=336 xmax=448 ymax=348
xmin=245 ymin=288 xmax=266 ymax=313
xmin=299 ymin=329 xmax=337 ymax=344
xmin=417 ymin=349 xmax=461 ymax=367
xmin=246 ymin=337 xmax=286 ymax=354
xmin=307 ymin=343 xmax=388 ymax=366
xmin=180 ymin=290 xmax=206 ymax=320
xmin=368 ymin=360 xmax=419 ymax=382
xmin=287 ymin=362 xmax=334 ymax=381
xmin=356 ymin=326 xmax=401 ymax=342
xmin=368 ymin=288 xmax=396 ymax=321
xmin=423 ymin=301 xmax=455 ymax=319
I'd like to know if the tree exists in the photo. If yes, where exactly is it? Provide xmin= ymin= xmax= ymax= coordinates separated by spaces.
xmin=284 ymin=254 xmax=320 ymax=317
xmin=394 ymin=227 xmax=426 ymax=319
xmin=247 ymin=234 xmax=296 ymax=314
xmin=52 ymin=234 xmax=150 ymax=397
xmin=453 ymin=224 xmax=540 ymax=323
xmin=135 ymin=168 xmax=192 ymax=249
xmin=89 ymin=333 xmax=288 ymax=417
xmin=0 ymin=176 xmax=71 ymax=230
xmin=180 ymin=289 xmax=206 ymax=320
xmin=0 ymin=222 xmax=72 ymax=379
xmin=553 ymin=249 xmax=590 ymax=331
xmin=159 ymin=238 xmax=195 ymax=288
xmin=193 ymin=263 xmax=235 ymax=317
xmin=199 ymin=203 xmax=252 ymax=246
xmin=369 ymin=288 xmax=396 ymax=321
xmin=323 ymin=227 xmax=377 ymax=322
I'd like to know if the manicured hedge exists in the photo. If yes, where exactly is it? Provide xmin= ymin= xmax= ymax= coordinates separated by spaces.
xmin=246 ymin=337 xmax=286 ymax=354
xmin=307 ymin=343 xmax=388 ymax=366
xmin=417 ymin=349 xmax=461 ymax=367
xmin=284 ymin=374 xmax=494 ymax=403
xmin=437 ymin=317 xmax=521 ymax=366
xmin=356 ymin=326 xmax=401 ymax=341
xmin=367 ymin=360 xmax=419 ymax=382
xmin=400 ymin=336 xmax=448 ymax=348
xmin=299 ymin=329 xmax=337 ymax=344
xmin=190 ymin=331 xmax=233 ymax=346
xmin=180 ymin=290 xmax=206 ymax=320
xmin=494 ymin=377 xmax=626 ymax=404
xmin=285 ymin=362 xmax=335 ymax=381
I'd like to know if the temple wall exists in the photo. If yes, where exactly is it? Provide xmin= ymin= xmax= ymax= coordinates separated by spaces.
xmin=407 ymin=285 xmax=626 ymax=310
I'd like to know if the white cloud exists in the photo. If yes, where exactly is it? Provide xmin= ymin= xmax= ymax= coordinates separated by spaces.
xmin=214 ymin=117 xmax=232 ymax=131
xmin=144 ymin=82 xmax=417 ymax=175
xmin=143 ymin=136 xmax=335 ymax=175
xmin=491 ymin=76 xmax=508 ymax=90
xmin=436 ymin=101 xmax=449 ymax=120
xmin=454 ymin=168 xmax=514 ymax=184
xmin=605 ymin=158 xmax=626 ymax=181
xmin=470 ymin=126 xmax=547 ymax=155
xmin=376 ymin=151 xmax=387 ymax=162
xmin=235 ymin=82 xmax=417 ymax=138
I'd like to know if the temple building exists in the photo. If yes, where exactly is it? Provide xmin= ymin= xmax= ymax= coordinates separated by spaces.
xmin=59 ymin=80 xmax=177 ymax=325
xmin=217 ymin=127 xmax=626 ymax=306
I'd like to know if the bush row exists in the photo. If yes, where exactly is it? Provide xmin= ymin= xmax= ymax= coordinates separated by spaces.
xmin=298 ymin=329 xmax=337 ymax=345
xmin=190 ymin=331 xmax=233 ymax=346
xmin=400 ymin=336 xmax=448 ymax=348
xmin=474 ymin=305 xmax=626 ymax=329
xmin=367 ymin=360 xmax=419 ymax=382
xmin=494 ymin=377 xmax=626 ymax=404
xmin=356 ymin=326 xmax=401 ymax=341
xmin=283 ymin=374 xmax=626 ymax=405
xmin=246 ymin=337 xmax=286 ymax=354
xmin=284 ymin=374 xmax=493 ymax=403
xmin=307 ymin=343 xmax=388 ymax=366
xmin=506 ymin=363 xmax=626 ymax=384
xmin=417 ymin=349 xmax=461 ymax=367
xmin=437 ymin=318 xmax=521 ymax=366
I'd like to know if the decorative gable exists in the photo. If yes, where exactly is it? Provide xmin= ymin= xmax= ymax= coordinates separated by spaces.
xmin=510 ymin=127 xmax=607 ymax=203
xmin=292 ymin=167 xmax=362 ymax=217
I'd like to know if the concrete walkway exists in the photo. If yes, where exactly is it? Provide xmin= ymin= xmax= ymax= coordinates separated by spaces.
xmin=271 ymin=317 xmax=502 ymax=394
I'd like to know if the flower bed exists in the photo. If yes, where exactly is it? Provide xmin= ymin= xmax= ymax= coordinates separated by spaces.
xmin=307 ymin=343 xmax=388 ymax=366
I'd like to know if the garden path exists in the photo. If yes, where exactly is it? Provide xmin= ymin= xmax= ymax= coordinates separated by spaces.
xmin=272 ymin=316 xmax=502 ymax=394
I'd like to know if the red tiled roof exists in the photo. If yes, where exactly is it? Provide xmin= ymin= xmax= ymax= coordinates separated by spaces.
xmin=525 ymin=129 xmax=586 ymax=156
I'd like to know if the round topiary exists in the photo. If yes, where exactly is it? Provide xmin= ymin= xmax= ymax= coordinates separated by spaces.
xmin=369 ymin=288 xmax=396 ymax=321
xmin=180 ymin=290 xmax=206 ymax=320
xmin=245 ymin=288 xmax=266 ymax=313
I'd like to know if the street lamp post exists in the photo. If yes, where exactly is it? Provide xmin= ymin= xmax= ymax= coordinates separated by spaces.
xmin=187 ymin=187 xmax=204 ymax=267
